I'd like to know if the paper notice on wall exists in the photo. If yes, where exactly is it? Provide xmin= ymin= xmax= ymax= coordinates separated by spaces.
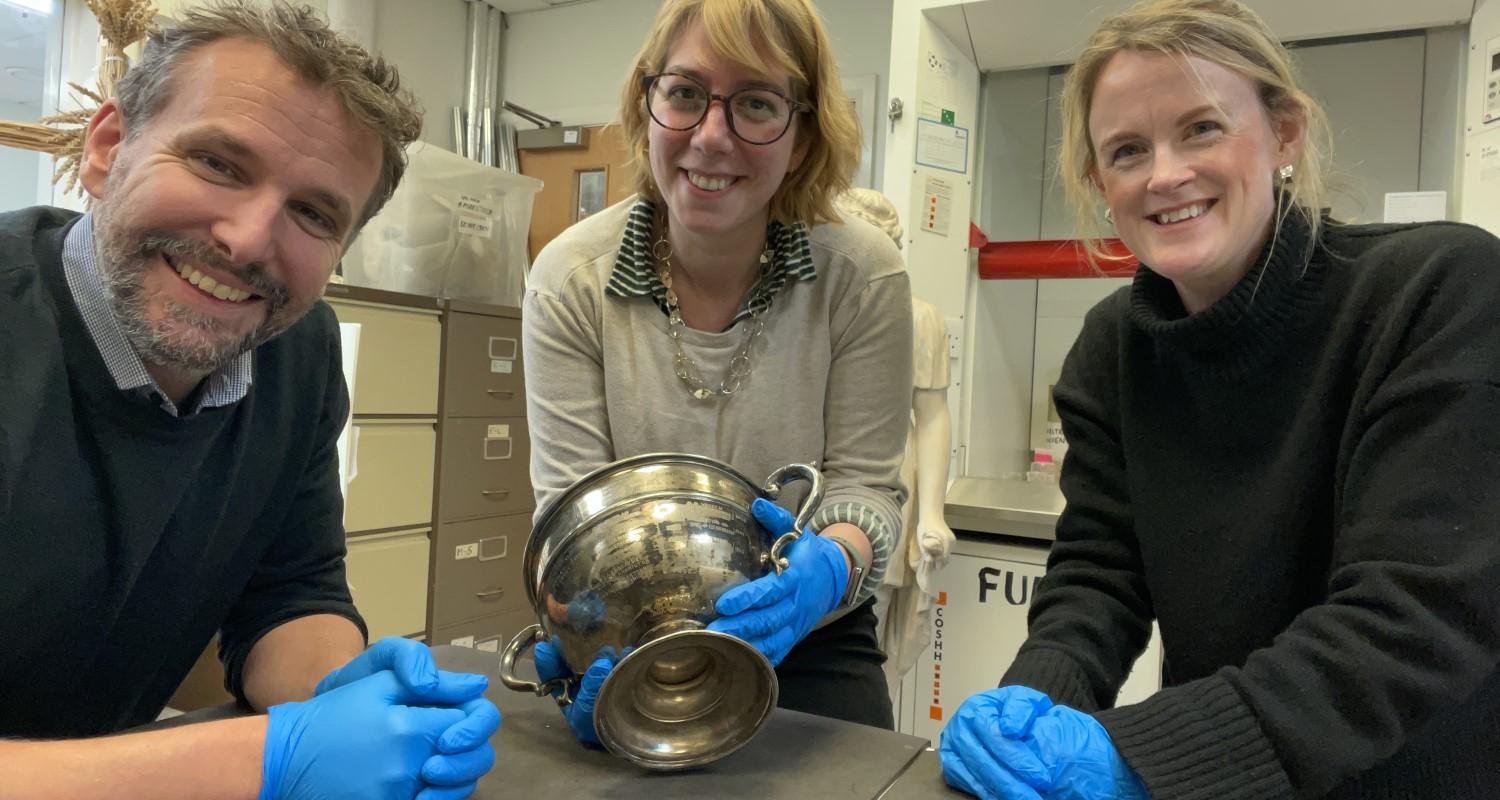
xmin=1382 ymin=191 xmax=1447 ymax=223
xmin=1483 ymin=143 xmax=1500 ymax=184
xmin=337 ymin=322 xmax=361 ymax=509
xmin=922 ymin=176 xmax=954 ymax=237
xmin=915 ymin=118 xmax=969 ymax=174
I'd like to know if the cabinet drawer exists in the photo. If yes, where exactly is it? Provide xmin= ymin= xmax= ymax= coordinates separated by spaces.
xmin=345 ymin=421 xmax=435 ymax=533
xmin=329 ymin=300 xmax=441 ymax=415
xmin=437 ymin=417 xmax=533 ymax=521
xmin=432 ymin=609 xmax=539 ymax=656
xmin=442 ymin=312 xmax=525 ymax=418
xmin=347 ymin=530 xmax=431 ymax=639
xmin=431 ymin=514 xmax=531 ymax=627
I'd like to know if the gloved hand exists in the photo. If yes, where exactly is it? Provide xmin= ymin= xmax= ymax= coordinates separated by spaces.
xmin=313 ymin=637 xmax=501 ymax=795
xmin=939 ymin=686 xmax=1149 ymax=800
xmin=706 ymin=498 xmax=848 ymax=666
xmin=533 ymin=638 xmax=615 ymax=746
xmin=261 ymin=670 xmax=494 ymax=800
xmin=419 ymin=691 xmax=501 ymax=798
xmin=316 ymin=637 xmax=489 ymax=701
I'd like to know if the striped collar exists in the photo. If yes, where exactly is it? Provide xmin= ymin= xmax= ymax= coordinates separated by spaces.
xmin=604 ymin=198 xmax=817 ymax=329
xmin=61 ymin=214 xmax=254 ymax=417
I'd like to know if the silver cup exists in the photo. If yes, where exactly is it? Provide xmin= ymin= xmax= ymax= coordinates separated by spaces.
xmin=498 ymin=453 xmax=822 ymax=770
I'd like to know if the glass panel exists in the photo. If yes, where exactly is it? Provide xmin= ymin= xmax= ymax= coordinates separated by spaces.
xmin=0 ymin=0 xmax=61 ymax=210
xmin=575 ymin=168 xmax=606 ymax=222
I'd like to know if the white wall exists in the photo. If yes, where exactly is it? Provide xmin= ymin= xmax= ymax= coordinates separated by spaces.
xmin=1462 ymin=0 xmax=1500 ymax=232
xmin=0 ymin=100 xmax=49 ymax=212
xmin=499 ymin=0 xmax=894 ymax=188
xmin=373 ymin=0 xmax=469 ymax=153
xmin=499 ymin=0 xmax=653 ymax=127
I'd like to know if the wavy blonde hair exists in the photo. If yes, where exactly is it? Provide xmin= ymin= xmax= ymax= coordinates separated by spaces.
xmin=615 ymin=0 xmax=861 ymax=227
xmin=1060 ymin=0 xmax=1334 ymax=260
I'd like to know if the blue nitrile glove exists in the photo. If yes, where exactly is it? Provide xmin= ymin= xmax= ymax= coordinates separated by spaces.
xmin=533 ymin=638 xmax=615 ymax=746
xmin=315 ymin=637 xmax=488 ymax=700
xmin=939 ymin=686 xmax=1149 ymax=800
xmin=314 ymin=636 xmax=501 ymax=796
xmin=705 ymin=497 xmax=848 ymax=666
xmin=262 ymin=670 xmax=478 ymax=800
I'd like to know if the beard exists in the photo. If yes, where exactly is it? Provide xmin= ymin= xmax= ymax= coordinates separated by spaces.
xmin=91 ymin=187 xmax=298 ymax=377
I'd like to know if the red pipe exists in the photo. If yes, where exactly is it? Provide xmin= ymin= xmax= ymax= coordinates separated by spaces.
xmin=975 ymin=238 xmax=1139 ymax=279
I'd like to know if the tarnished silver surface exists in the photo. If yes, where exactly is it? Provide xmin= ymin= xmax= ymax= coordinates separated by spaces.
xmin=500 ymin=453 xmax=822 ymax=770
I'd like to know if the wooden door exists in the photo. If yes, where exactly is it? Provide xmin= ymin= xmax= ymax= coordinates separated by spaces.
xmin=518 ymin=125 xmax=636 ymax=262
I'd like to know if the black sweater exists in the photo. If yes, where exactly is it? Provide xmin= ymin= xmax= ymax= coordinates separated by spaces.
xmin=0 ymin=207 xmax=365 ymax=737
xmin=1000 ymin=211 xmax=1500 ymax=798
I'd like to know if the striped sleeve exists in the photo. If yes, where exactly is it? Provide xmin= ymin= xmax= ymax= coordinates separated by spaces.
xmin=810 ymin=500 xmax=896 ymax=605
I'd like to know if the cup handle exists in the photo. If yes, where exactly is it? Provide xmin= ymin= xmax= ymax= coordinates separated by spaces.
xmin=498 ymin=623 xmax=573 ymax=701
xmin=760 ymin=463 xmax=825 ymax=573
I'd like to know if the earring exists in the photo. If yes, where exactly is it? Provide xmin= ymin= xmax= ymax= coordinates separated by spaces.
xmin=1277 ymin=164 xmax=1295 ymax=182
xmin=1104 ymin=207 xmax=1114 ymax=223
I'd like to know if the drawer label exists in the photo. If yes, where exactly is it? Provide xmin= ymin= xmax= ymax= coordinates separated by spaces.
xmin=487 ymin=424 xmax=510 ymax=439
xmin=455 ymin=542 xmax=479 ymax=560
xmin=476 ymin=639 xmax=501 ymax=653
xmin=449 ymin=635 xmax=476 ymax=648
xmin=457 ymin=194 xmax=495 ymax=217
xmin=490 ymin=358 xmax=513 ymax=374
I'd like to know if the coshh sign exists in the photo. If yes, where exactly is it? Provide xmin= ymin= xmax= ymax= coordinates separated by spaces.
xmin=925 ymin=566 xmax=1044 ymax=723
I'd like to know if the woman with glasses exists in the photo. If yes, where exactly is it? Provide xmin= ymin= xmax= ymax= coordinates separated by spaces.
xmin=521 ymin=0 xmax=914 ymax=742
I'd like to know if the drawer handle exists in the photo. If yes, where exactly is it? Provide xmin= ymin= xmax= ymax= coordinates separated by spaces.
xmin=476 ymin=588 xmax=505 ymax=599
xmin=481 ymin=489 xmax=510 ymax=498
xmin=486 ymin=390 xmax=515 ymax=398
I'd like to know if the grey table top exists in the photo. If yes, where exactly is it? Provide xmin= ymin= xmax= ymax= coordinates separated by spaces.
xmin=876 ymin=749 xmax=969 ymax=799
xmin=147 ymin=645 xmax=955 ymax=798
xmin=440 ymin=645 xmax=933 ymax=799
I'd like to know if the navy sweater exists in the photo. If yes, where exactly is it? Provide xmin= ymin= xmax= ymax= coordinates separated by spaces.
xmin=1001 ymin=211 xmax=1500 ymax=798
xmin=0 ymin=207 xmax=365 ymax=737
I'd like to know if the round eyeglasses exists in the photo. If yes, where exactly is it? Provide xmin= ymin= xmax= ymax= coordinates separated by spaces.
xmin=641 ymin=72 xmax=811 ymax=145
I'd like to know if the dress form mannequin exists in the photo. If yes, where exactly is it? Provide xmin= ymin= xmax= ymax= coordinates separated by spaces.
xmin=835 ymin=189 xmax=957 ymax=685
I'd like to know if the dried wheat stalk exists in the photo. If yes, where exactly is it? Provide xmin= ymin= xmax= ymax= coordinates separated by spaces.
xmin=0 ymin=0 xmax=156 ymax=193
xmin=88 ymin=0 xmax=156 ymax=97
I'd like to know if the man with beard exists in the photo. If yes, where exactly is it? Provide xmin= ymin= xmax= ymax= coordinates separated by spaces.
xmin=0 ymin=3 xmax=500 ymax=798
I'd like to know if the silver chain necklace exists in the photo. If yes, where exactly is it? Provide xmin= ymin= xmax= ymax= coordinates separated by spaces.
xmin=652 ymin=220 xmax=774 ymax=400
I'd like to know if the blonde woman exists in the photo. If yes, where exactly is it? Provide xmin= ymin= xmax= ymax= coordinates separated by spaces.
xmin=522 ymin=0 xmax=913 ymax=740
xmin=940 ymin=1 xmax=1500 ymax=798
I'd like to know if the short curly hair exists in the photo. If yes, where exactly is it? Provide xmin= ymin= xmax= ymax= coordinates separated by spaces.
xmin=113 ymin=0 xmax=423 ymax=232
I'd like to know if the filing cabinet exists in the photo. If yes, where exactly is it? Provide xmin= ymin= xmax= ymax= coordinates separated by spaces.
xmin=438 ymin=417 xmax=533 ymax=520
xmin=346 ymin=529 xmax=434 ymax=640
xmin=430 ymin=513 xmax=530 ymax=629
xmin=327 ymin=297 xmax=442 ymax=415
xmin=441 ymin=310 xmax=526 ymax=418
xmin=343 ymin=421 xmax=437 ymax=533
xmin=326 ymin=286 xmax=445 ymax=640
xmin=430 ymin=302 xmax=537 ymax=649
xmin=430 ymin=608 xmax=538 ymax=656
xmin=169 ymin=288 xmax=530 ymax=709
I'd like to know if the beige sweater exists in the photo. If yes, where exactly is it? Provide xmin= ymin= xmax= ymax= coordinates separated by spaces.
xmin=522 ymin=197 xmax=914 ymax=601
